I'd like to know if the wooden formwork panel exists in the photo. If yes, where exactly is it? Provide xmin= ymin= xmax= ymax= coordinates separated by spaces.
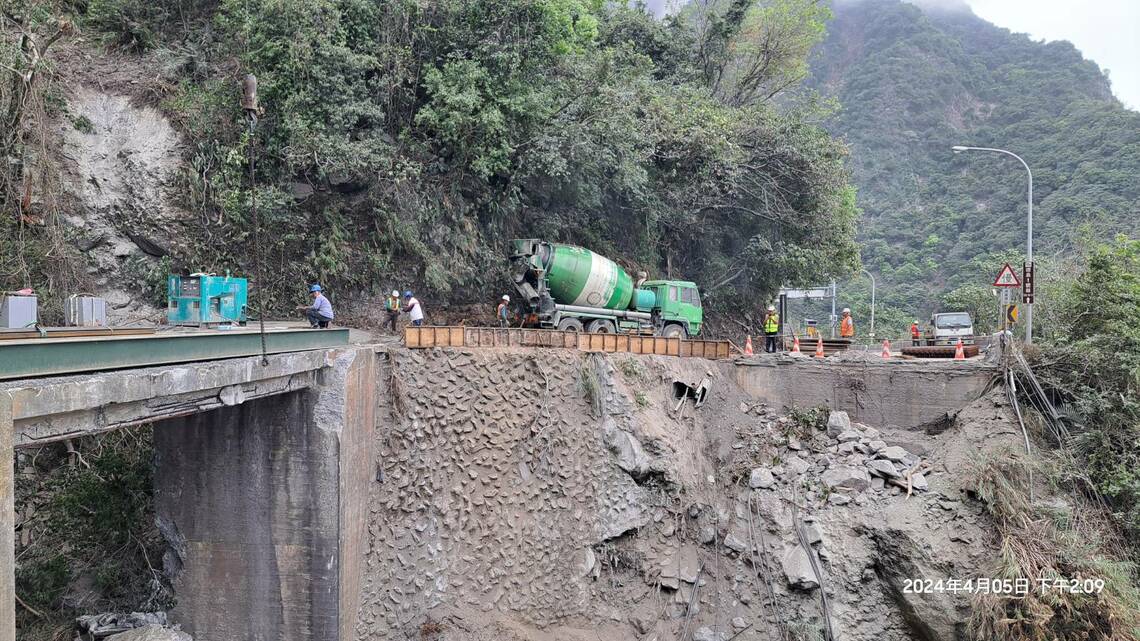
xmin=681 ymin=339 xmax=731 ymax=359
xmin=404 ymin=326 xmax=464 ymax=348
xmin=405 ymin=326 xmax=726 ymax=359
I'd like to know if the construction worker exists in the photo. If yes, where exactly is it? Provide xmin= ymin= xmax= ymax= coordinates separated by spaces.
xmin=840 ymin=308 xmax=855 ymax=338
xmin=497 ymin=294 xmax=511 ymax=327
xmin=384 ymin=290 xmax=401 ymax=332
xmin=763 ymin=305 xmax=780 ymax=353
xmin=297 ymin=284 xmax=334 ymax=328
xmin=910 ymin=319 xmax=921 ymax=346
xmin=403 ymin=290 xmax=424 ymax=327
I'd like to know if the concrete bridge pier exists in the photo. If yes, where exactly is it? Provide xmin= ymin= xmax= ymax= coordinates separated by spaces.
xmin=1 ymin=397 xmax=13 ymax=641
xmin=153 ymin=348 xmax=376 ymax=641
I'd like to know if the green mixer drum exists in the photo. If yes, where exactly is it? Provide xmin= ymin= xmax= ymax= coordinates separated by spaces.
xmin=545 ymin=244 xmax=634 ymax=310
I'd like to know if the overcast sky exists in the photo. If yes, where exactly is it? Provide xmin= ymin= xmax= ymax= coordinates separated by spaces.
xmin=641 ymin=0 xmax=1139 ymax=109
xmin=964 ymin=0 xmax=1140 ymax=110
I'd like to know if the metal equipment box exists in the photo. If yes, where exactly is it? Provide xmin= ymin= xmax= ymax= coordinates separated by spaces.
xmin=65 ymin=295 xmax=108 ymax=327
xmin=167 ymin=274 xmax=249 ymax=326
xmin=1 ymin=295 xmax=37 ymax=329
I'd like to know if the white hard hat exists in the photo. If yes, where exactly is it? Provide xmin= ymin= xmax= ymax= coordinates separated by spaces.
xmin=843 ymin=308 xmax=851 ymax=313
xmin=502 ymin=294 xmax=510 ymax=301
xmin=392 ymin=290 xmax=399 ymax=297
xmin=767 ymin=305 xmax=775 ymax=311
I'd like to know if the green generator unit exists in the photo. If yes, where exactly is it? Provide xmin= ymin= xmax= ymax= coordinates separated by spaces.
xmin=167 ymin=273 xmax=249 ymax=326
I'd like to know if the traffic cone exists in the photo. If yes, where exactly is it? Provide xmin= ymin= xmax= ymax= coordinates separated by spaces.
xmin=814 ymin=337 xmax=825 ymax=358
xmin=744 ymin=335 xmax=754 ymax=356
xmin=791 ymin=335 xmax=801 ymax=354
xmin=954 ymin=338 xmax=966 ymax=360
xmin=881 ymin=339 xmax=891 ymax=359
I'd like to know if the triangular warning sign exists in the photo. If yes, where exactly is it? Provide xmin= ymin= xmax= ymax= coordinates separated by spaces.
xmin=994 ymin=263 xmax=1021 ymax=287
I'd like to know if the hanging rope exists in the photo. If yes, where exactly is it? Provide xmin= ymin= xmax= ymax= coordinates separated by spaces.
xmin=243 ymin=73 xmax=268 ymax=366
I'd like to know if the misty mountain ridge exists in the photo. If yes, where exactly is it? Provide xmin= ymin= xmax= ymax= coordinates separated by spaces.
xmin=807 ymin=0 xmax=1139 ymax=323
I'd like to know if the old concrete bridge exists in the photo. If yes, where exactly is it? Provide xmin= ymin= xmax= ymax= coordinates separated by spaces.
xmin=0 ymin=333 xmax=997 ymax=641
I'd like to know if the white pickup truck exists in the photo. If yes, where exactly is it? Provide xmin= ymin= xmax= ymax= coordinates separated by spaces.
xmin=923 ymin=312 xmax=975 ymax=346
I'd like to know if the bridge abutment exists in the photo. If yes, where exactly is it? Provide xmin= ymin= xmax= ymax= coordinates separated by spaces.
xmin=153 ymin=348 xmax=375 ymax=641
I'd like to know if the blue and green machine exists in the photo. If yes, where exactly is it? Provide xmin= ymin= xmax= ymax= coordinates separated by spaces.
xmin=509 ymin=239 xmax=703 ymax=337
xmin=167 ymin=273 xmax=249 ymax=326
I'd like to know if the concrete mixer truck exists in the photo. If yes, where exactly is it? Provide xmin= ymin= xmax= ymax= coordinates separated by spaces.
xmin=509 ymin=239 xmax=703 ymax=337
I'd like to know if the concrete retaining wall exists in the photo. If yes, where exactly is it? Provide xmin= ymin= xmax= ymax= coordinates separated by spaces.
xmin=731 ymin=357 xmax=997 ymax=429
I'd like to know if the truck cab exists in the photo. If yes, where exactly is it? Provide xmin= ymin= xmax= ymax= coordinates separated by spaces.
xmin=642 ymin=280 xmax=703 ymax=338
xmin=924 ymin=312 xmax=975 ymax=346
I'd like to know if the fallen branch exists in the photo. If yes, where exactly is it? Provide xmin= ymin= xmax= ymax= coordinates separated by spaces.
xmin=15 ymin=593 xmax=44 ymax=619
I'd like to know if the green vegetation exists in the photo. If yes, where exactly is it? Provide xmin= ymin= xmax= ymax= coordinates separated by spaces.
xmin=969 ymin=453 xmax=1140 ymax=640
xmin=1033 ymin=237 xmax=1140 ymax=538
xmin=14 ymin=429 xmax=171 ymax=639
xmin=811 ymin=0 xmax=1140 ymax=336
xmin=3 ymin=0 xmax=860 ymax=321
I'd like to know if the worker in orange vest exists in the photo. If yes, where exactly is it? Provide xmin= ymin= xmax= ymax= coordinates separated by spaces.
xmin=910 ymin=319 xmax=921 ymax=346
xmin=839 ymin=308 xmax=855 ymax=338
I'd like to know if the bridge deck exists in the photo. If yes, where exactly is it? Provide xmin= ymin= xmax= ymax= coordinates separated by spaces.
xmin=0 ymin=324 xmax=348 ymax=381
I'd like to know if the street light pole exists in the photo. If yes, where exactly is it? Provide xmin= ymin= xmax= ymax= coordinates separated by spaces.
xmin=861 ymin=268 xmax=876 ymax=339
xmin=951 ymin=145 xmax=1033 ymax=344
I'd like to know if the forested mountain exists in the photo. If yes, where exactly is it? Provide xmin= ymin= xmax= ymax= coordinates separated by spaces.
xmin=1 ymin=0 xmax=859 ymax=324
xmin=809 ymin=0 xmax=1140 ymax=331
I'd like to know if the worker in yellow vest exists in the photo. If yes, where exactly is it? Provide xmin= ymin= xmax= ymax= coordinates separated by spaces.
xmin=840 ymin=308 xmax=855 ymax=338
xmin=763 ymin=305 xmax=780 ymax=353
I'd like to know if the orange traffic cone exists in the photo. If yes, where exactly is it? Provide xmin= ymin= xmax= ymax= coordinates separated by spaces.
xmin=881 ymin=339 xmax=891 ymax=359
xmin=791 ymin=335 xmax=801 ymax=354
xmin=814 ymin=337 xmax=825 ymax=358
xmin=744 ymin=335 xmax=754 ymax=356
xmin=954 ymin=338 xmax=966 ymax=360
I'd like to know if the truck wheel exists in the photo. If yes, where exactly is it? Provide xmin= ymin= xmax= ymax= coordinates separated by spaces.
xmin=557 ymin=318 xmax=584 ymax=332
xmin=662 ymin=323 xmax=686 ymax=338
xmin=586 ymin=319 xmax=616 ymax=334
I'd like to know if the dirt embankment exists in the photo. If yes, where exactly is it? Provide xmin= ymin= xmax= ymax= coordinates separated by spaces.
xmin=360 ymin=347 xmax=1022 ymax=641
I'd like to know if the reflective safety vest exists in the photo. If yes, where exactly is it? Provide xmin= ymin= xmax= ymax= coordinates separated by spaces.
xmin=497 ymin=302 xmax=508 ymax=319
xmin=911 ymin=323 xmax=920 ymax=338
xmin=764 ymin=313 xmax=779 ymax=333
xmin=840 ymin=316 xmax=854 ymax=337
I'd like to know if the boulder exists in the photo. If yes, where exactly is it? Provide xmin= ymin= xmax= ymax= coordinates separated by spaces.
xmin=749 ymin=467 xmax=775 ymax=489
xmin=866 ymin=459 xmax=901 ymax=478
xmin=781 ymin=546 xmax=819 ymax=590
xmin=827 ymin=411 xmax=851 ymax=437
xmin=602 ymin=419 xmax=651 ymax=478
xmin=868 ymin=440 xmax=887 ymax=453
xmin=724 ymin=532 xmax=749 ymax=553
xmin=837 ymin=429 xmax=862 ymax=443
xmin=694 ymin=626 xmax=724 ymax=641
xmin=911 ymin=472 xmax=929 ymax=492
xmin=879 ymin=446 xmax=911 ymax=463
xmin=660 ymin=546 xmax=701 ymax=584
xmin=783 ymin=454 xmax=810 ymax=476
xmin=821 ymin=466 xmax=872 ymax=491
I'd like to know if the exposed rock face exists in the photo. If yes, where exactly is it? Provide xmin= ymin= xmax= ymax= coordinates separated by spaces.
xmin=59 ymin=87 xmax=187 ymax=322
